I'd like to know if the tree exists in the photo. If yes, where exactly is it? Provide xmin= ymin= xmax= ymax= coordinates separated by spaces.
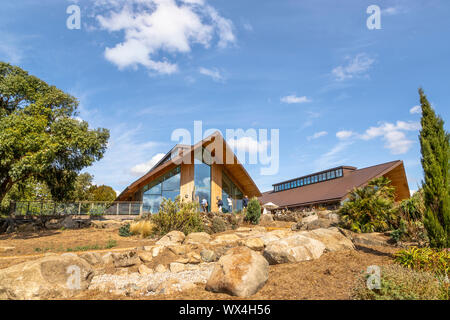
xmin=0 ymin=62 xmax=109 ymax=203
xmin=245 ymin=197 xmax=261 ymax=225
xmin=89 ymin=185 xmax=116 ymax=202
xmin=70 ymin=172 xmax=94 ymax=201
xmin=418 ymin=88 xmax=450 ymax=248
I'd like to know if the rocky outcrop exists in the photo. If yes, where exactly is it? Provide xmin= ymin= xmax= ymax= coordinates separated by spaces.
xmin=80 ymin=252 xmax=104 ymax=266
xmin=299 ymin=228 xmax=355 ymax=252
xmin=156 ymin=231 xmax=185 ymax=246
xmin=183 ymin=232 xmax=211 ymax=245
xmin=0 ymin=255 xmax=94 ymax=300
xmin=263 ymin=234 xmax=326 ymax=264
xmin=206 ymin=247 xmax=269 ymax=297
xmin=112 ymin=250 xmax=141 ymax=268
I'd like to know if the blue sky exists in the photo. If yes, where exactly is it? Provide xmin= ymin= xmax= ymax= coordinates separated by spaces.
xmin=1 ymin=0 xmax=449 ymax=194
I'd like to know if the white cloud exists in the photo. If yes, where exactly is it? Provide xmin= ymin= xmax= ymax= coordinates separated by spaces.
xmin=314 ymin=141 xmax=353 ymax=170
xmin=130 ymin=153 xmax=166 ymax=176
xmin=199 ymin=67 xmax=224 ymax=82
xmin=280 ymin=95 xmax=311 ymax=104
xmin=410 ymin=105 xmax=421 ymax=114
xmin=227 ymin=136 xmax=268 ymax=154
xmin=307 ymin=131 xmax=328 ymax=141
xmin=338 ymin=121 xmax=421 ymax=155
xmin=336 ymin=130 xmax=356 ymax=140
xmin=95 ymin=0 xmax=235 ymax=74
xmin=382 ymin=6 xmax=406 ymax=16
xmin=332 ymin=53 xmax=375 ymax=81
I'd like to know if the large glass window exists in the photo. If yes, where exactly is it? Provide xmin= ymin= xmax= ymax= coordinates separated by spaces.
xmin=222 ymin=171 xmax=244 ymax=213
xmin=194 ymin=149 xmax=211 ymax=211
xmin=143 ymin=166 xmax=180 ymax=213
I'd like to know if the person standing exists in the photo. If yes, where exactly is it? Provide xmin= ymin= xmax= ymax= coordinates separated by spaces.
xmin=201 ymin=198 xmax=208 ymax=213
xmin=227 ymin=196 xmax=233 ymax=213
xmin=216 ymin=196 xmax=223 ymax=213
xmin=243 ymin=195 xmax=249 ymax=211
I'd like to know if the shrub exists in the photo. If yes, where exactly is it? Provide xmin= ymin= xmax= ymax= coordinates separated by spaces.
xmin=339 ymin=177 xmax=398 ymax=233
xmin=130 ymin=220 xmax=155 ymax=238
xmin=211 ymin=217 xmax=227 ymax=233
xmin=119 ymin=223 xmax=131 ymax=237
xmin=398 ymin=190 xmax=425 ymax=221
xmin=151 ymin=197 xmax=203 ymax=236
xmin=394 ymin=247 xmax=449 ymax=278
xmin=352 ymin=265 xmax=445 ymax=300
xmin=105 ymin=239 xmax=117 ymax=249
xmin=245 ymin=197 xmax=261 ymax=225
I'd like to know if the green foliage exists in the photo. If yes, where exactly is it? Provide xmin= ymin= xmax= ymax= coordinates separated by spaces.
xmin=211 ymin=217 xmax=227 ymax=233
xmin=89 ymin=185 xmax=116 ymax=202
xmin=399 ymin=190 xmax=425 ymax=221
xmin=339 ymin=177 xmax=398 ymax=233
xmin=0 ymin=62 xmax=109 ymax=203
xmin=394 ymin=247 xmax=449 ymax=278
xmin=151 ymin=197 xmax=204 ymax=236
xmin=418 ymin=89 xmax=450 ymax=248
xmin=70 ymin=173 xmax=94 ymax=201
xmin=105 ymin=239 xmax=118 ymax=249
xmin=119 ymin=223 xmax=131 ymax=237
xmin=352 ymin=265 xmax=446 ymax=300
xmin=245 ymin=197 xmax=261 ymax=225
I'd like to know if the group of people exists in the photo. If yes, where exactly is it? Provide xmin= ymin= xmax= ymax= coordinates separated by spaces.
xmin=200 ymin=195 xmax=249 ymax=213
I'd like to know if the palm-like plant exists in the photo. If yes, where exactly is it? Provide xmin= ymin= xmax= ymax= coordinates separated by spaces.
xmin=339 ymin=177 xmax=398 ymax=233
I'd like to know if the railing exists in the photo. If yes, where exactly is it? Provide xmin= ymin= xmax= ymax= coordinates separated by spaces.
xmin=10 ymin=201 xmax=146 ymax=216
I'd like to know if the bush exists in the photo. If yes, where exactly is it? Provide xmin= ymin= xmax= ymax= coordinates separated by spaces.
xmin=151 ymin=197 xmax=203 ymax=236
xmin=394 ymin=247 xmax=449 ymax=278
xmin=245 ymin=197 xmax=261 ymax=225
xmin=352 ymin=265 xmax=446 ymax=300
xmin=339 ymin=177 xmax=398 ymax=233
xmin=211 ymin=217 xmax=227 ymax=233
xmin=398 ymin=190 xmax=425 ymax=221
xmin=119 ymin=223 xmax=131 ymax=237
xmin=130 ymin=220 xmax=155 ymax=238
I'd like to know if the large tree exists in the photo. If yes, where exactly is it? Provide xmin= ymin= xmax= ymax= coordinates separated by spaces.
xmin=418 ymin=88 xmax=450 ymax=248
xmin=0 ymin=62 xmax=109 ymax=203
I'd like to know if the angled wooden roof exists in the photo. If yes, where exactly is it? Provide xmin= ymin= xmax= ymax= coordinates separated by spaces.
xmin=259 ymin=160 xmax=410 ymax=208
xmin=117 ymin=131 xmax=261 ymax=200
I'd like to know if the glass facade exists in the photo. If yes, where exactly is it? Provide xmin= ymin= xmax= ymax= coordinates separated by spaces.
xmin=274 ymin=168 xmax=344 ymax=193
xmin=222 ymin=171 xmax=243 ymax=213
xmin=142 ymin=166 xmax=181 ymax=213
xmin=194 ymin=147 xmax=212 ymax=211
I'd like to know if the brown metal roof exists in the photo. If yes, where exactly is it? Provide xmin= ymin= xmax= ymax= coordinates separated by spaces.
xmin=259 ymin=160 xmax=408 ymax=208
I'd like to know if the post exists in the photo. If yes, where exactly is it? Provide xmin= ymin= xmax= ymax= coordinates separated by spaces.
xmin=128 ymin=202 xmax=131 ymax=215
xmin=78 ymin=202 xmax=81 ymax=215
xmin=139 ymin=203 xmax=143 ymax=216
xmin=116 ymin=203 xmax=119 ymax=215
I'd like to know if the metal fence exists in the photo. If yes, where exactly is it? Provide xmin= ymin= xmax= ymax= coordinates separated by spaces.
xmin=10 ymin=201 xmax=145 ymax=216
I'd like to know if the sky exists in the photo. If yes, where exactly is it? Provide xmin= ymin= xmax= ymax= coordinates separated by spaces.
xmin=1 ymin=0 xmax=449 ymax=195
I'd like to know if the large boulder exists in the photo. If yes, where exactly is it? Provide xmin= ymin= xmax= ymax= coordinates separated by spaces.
xmin=112 ymin=250 xmax=141 ymax=268
xmin=156 ymin=231 xmax=185 ymax=246
xmin=263 ymin=234 xmax=326 ymax=264
xmin=80 ymin=252 xmax=104 ymax=266
xmin=299 ymin=228 xmax=355 ymax=252
xmin=211 ymin=234 xmax=241 ymax=245
xmin=184 ymin=232 xmax=211 ymax=245
xmin=238 ymin=238 xmax=265 ymax=251
xmin=206 ymin=247 xmax=269 ymax=297
xmin=0 ymin=255 xmax=94 ymax=300
xmin=259 ymin=214 xmax=274 ymax=224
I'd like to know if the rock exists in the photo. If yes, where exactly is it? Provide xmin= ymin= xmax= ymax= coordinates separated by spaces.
xmin=238 ymin=238 xmax=265 ymax=251
xmin=258 ymin=233 xmax=281 ymax=246
xmin=263 ymin=234 xmax=326 ymax=264
xmin=175 ymin=257 xmax=190 ymax=264
xmin=316 ymin=210 xmax=332 ymax=218
xmin=112 ymin=251 xmax=141 ymax=268
xmin=156 ymin=231 xmax=185 ymax=246
xmin=155 ymin=264 xmax=167 ymax=273
xmin=61 ymin=216 xmax=77 ymax=229
xmin=80 ymin=252 xmax=103 ymax=266
xmin=0 ymin=255 xmax=93 ymax=300
xmin=91 ymin=220 xmax=124 ymax=229
xmin=0 ymin=246 xmax=15 ymax=253
xmin=170 ymin=262 xmax=185 ymax=273
xmin=168 ymin=245 xmax=188 ymax=255
xmin=302 ymin=214 xmax=318 ymax=224
xmin=259 ymin=214 xmax=274 ymax=224
xmin=138 ymin=264 xmax=153 ymax=275
xmin=200 ymin=249 xmax=217 ymax=262
xmin=143 ymin=245 xmax=164 ymax=257
xmin=305 ymin=218 xmax=334 ymax=230
xmin=235 ymin=227 xmax=252 ymax=232
xmin=61 ymin=253 xmax=78 ymax=258
xmin=138 ymin=251 xmax=154 ymax=263
xmin=206 ymin=246 xmax=269 ymax=297
xmin=44 ymin=219 xmax=62 ymax=230
xmin=351 ymin=232 xmax=392 ymax=247
xmin=183 ymin=232 xmax=211 ymax=245
xmin=299 ymin=228 xmax=355 ymax=252
xmin=17 ymin=223 xmax=36 ymax=233
xmin=327 ymin=213 xmax=341 ymax=223
xmin=101 ymin=252 xmax=114 ymax=264
xmin=211 ymin=234 xmax=241 ymax=245
xmin=187 ymin=252 xmax=201 ymax=264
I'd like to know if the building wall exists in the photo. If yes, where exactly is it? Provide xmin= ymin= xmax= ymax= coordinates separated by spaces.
xmin=211 ymin=163 xmax=223 ymax=212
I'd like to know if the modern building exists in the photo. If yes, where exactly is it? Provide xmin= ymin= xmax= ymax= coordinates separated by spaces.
xmin=116 ymin=132 xmax=261 ymax=213
xmin=259 ymin=160 xmax=410 ymax=211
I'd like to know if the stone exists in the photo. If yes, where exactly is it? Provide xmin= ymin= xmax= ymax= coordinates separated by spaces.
xmin=263 ymin=234 xmax=326 ymax=264
xmin=0 ymin=255 xmax=93 ymax=300
xmin=44 ymin=219 xmax=62 ymax=230
xmin=175 ymin=257 xmax=190 ymax=264
xmin=101 ymin=252 xmax=114 ymax=264
xmin=299 ymin=228 xmax=355 ymax=252
xmin=155 ymin=264 xmax=167 ymax=273
xmin=200 ymin=249 xmax=217 ymax=262
xmin=138 ymin=264 xmax=153 ymax=275
xmin=351 ymin=232 xmax=392 ymax=247
xmin=61 ymin=253 xmax=78 ymax=258
xmin=143 ymin=245 xmax=164 ymax=257
xmin=0 ymin=246 xmax=15 ymax=253
xmin=168 ymin=245 xmax=188 ymax=255
xmin=61 ymin=216 xmax=77 ymax=229
xmin=112 ymin=250 xmax=141 ymax=268
xmin=305 ymin=218 xmax=334 ymax=230
xmin=235 ymin=227 xmax=252 ymax=232
xmin=17 ymin=223 xmax=36 ymax=233
xmin=183 ymin=232 xmax=211 ymax=245
xmin=302 ymin=214 xmax=318 ymax=224
xmin=206 ymin=246 xmax=269 ymax=297
xmin=80 ymin=252 xmax=103 ymax=266
xmin=187 ymin=252 xmax=201 ymax=264
xmin=258 ymin=233 xmax=281 ymax=246
xmin=238 ymin=238 xmax=265 ymax=251
xmin=138 ymin=251 xmax=154 ymax=263
xmin=211 ymin=234 xmax=241 ymax=244
xmin=169 ymin=262 xmax=185 ymax=273
xmin=259 ymin=214 xmax=274 ymax=224
xmin=156 ymin=231 xmax=185 ymax=246
xmin=91 ymin=220 xmax=124 ymax=229
xmin=327 ymin=213 xmax=341 ymax=223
